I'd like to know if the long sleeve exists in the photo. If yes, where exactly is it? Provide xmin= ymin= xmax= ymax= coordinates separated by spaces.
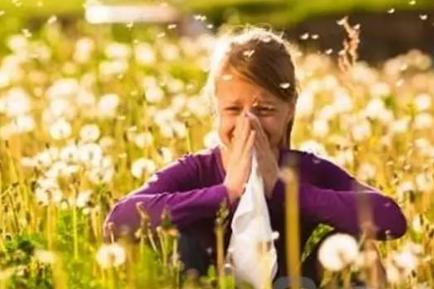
xmin=104 ymin=154 xmax=231 ymax=239
xmin=267 ymin=152 xmax=407 ymax=240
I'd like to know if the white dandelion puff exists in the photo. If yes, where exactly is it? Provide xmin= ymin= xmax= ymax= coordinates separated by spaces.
xmin=34 ymin=250 xmax=56 ymax=264
xmin=95 ymin=243 xmax=126 ymax=269
xmin=79 ymin=124 xmax=101 ymax=143
xmin=133 ymin=132 xmax=153 ymax=148
xmin=318 ymin=233 xmax=359 ymax=271
xmin=131 ymin=158 xmax=157 ymax=179
xmin=97 ymin=93 xmax=120 ymax=118
xmin=49 ymin=119 xmax=72 ymax=140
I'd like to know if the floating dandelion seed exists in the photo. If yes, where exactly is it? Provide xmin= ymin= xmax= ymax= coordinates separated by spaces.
xmin=167 ymin=24 xmax=177 ymax=30
xmin=193 ymin=14 xmax=207 ymax=21
xmin=311 ymin=34 xmax=319 ymax=40
xmin=96 ymin=243 xmax=126 ymax=269
xmin=206 ymin=24 xmax=214 ymax=29
xmin=387 ymin=8 xmax=396 ymax=14
xmin=300 ymin=33 xmax=309 ymax=40
xmin=325 ymin=48 xmax=334 ymax=55
xmin=409 ymin=0 xmax=416 ymax=5
xmin=419 ymin=14 xmax=428 ymax=21
xmin=242 ymin=49 xmax=255 ymax=58
xmin=337 ymin=17 xmax=347 ymax=26
xmin=279 ymin=82 xmax=291 ymax=89
xmin=47 ymin=15 xmax=57 ymax=24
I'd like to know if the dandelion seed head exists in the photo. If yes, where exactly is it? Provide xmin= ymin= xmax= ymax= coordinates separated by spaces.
xmin=96 ymin=243 xmax=126 ymax=269
xmin=312 ymin=119 xmax=329 ymax=138
xmin=104 ymin=42 xmax=131 ymax=60
xmin=133 ymin=132 xmax=153 ymax=148
xmin=131 ymin=158 xmax=157 ymax=179
xmin=34 ymin=250 xmax=56 ymax=264
xmin=318 ymin=233 xmax=359 ymax=271
xmin=134 ymin=42 xmax=156 ymax=65
xmin=79 ymin=124 xmax=101 ymax=143
xmin=97 ymin=93 xmax=120 ymax=118
xmin=49 ymin=119 xmax=72 ymax=140
xmin=414 ymin=93 xmax=432 ymax=111
xmin=414 ymin=113 xmax=433 ymax=129
xmin=357 ymin=162 xmax=377 ymax=181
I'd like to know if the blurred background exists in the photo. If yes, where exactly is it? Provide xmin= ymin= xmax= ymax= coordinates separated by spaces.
xmin=1 ymin=0 xmax=434 ymax=62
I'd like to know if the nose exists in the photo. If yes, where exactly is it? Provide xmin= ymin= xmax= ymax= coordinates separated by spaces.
xmin=242 ymin=106 xmax=256 ymax=117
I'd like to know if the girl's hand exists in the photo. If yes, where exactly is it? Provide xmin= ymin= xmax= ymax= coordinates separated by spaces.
xmin=223 ymin=114 xmax=256 ymax=204
xmin=246 ymin=112 xmax=279 ymax=199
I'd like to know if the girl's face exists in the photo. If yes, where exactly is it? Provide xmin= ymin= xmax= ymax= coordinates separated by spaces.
xmin=214 ymin=69 xmax=294 ymax=152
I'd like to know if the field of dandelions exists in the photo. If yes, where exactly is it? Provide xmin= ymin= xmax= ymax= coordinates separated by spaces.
xmin=0 ymin=18 xmax=433 ymax=289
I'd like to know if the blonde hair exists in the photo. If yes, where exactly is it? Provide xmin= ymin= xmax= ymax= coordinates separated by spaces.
xmin=204 ymin=26 xmax=298 ymax=147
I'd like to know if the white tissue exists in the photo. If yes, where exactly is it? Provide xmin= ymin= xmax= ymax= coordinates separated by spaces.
xmin=227 ymin=150 xmax=278 ymax=289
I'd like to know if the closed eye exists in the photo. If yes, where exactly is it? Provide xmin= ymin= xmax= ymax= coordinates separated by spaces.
xmin=225 ymin=107 xmax=241 ymax=112
xmin=255 ymin=107 xmax=275 ymax=115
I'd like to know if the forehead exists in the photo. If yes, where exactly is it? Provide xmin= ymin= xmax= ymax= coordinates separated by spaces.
xmin=215 ymin=72 xmax=279 ymax=105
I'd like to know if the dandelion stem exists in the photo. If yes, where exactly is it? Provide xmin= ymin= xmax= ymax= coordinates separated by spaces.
xmin=72 ymin=205 xmax=79 ymax=260
xmin=281 ymin=168 xmax=301 ymax=289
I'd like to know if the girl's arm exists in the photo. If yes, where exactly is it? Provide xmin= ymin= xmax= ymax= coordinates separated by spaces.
xmin=267 ymin=152 xmax=407 ymax=240
xmin=104 ymin=154 xmax=231 ymax=240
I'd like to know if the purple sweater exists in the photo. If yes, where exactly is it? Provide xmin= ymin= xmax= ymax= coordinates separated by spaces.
xmin=105 ymin=145 xmax=407 ymax=275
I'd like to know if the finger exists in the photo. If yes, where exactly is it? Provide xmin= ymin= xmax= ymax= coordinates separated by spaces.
xmin=242 ymin=129 xmax=256 ymax=159
xmin=234 ymin=115 xmax=250 ymax=154
xmin=234 ymin=115 xmax=244 ymax=138
xmin=247 ymin=112 xmax=267 ymax=140
xmin=247 ymin=114 xmax=267 ymax=148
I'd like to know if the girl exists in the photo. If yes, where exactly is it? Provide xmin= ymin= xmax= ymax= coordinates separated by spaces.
xmin=104 ymin=27 xmax=407 ymax=286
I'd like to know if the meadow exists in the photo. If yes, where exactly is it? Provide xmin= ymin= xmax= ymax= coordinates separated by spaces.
xmin=0 ymin=18 xmax=433 ymax=289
